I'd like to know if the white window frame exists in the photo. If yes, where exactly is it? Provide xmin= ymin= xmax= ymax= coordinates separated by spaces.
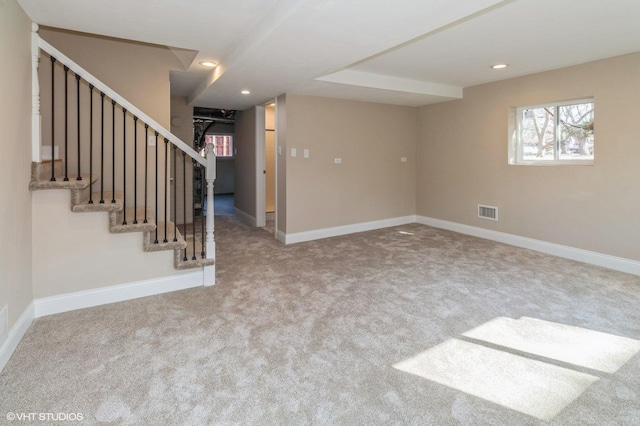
xmin=508 ymin=98 xmax=594 ymax=166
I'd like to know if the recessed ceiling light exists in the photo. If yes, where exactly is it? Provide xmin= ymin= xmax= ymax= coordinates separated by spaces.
xmin=491 ymin=63 xmax=508 ymax=69
xmin=241 ymin=90 xmax=251 ymax=95
xmin=199 ymin=61 xmax=217 ymax=68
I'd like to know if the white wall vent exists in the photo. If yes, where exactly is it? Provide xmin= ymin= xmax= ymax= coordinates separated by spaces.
xmin=0 ymin=305 xmax=7 ymax=345
xmin=478 ymin=204 xmax=498 ymax=221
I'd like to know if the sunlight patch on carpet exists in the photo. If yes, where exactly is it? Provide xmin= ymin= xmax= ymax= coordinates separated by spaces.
xmin=393 ymin=316 xmax=640 ymax=420
xmin=463 ymin=316 xmax=640 ymax=374
xmin=393 ymin=338 xmax=598 ymax=421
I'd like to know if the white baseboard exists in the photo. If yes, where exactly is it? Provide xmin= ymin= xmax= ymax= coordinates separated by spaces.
xmin=417 ymin=215 xmax=640 ymax=276
xmin=284 ymin=215 xmax=417 ymax=245
xmin=234 ymin=208 xmax=257 ymax=227
xmin=34 ymin=271 xmax=204 ymax=318
xmin=0 ymin=302 xmax=34 ymax=373
xmin=203 ymin=264 xmax=215 ymax=287
xmin=276 ymin=230 xmax=287 ymax=244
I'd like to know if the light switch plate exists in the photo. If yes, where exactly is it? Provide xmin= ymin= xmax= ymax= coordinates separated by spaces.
xmin=334 ymin=158 xmax=342 ymax=164
xmin=304 ymin=149 xmax=309 ymax=158
xmin=291 ymin=148 xmax=297 ymax=157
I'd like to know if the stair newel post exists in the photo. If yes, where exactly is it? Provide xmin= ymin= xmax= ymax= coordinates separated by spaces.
xmin=88 ymin=85 xmax=94 ymax=204
xmin=143 ymin=124 xmax=149 ymax=223
xmin=31 ymin=23 xmax=41 ymax=163
xmin=163 ymin=138 xmax=169 ymax=243
xmin=49 ymin=56 xmax=56 ymax=182
xmin=122 ymin=108 xmax=127 ymax=225
xmin=63 ymin=65 xmax=69 ymax=181
xmin=75 ymin=73 xmax=82 ymax=180
xmin=133 ymin=116 xmax=138 ymax=224
xmin=204 ymin=144 xmax=216 ymax=286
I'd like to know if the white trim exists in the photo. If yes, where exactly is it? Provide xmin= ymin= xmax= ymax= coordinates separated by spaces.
xmin=511 ymin=99 xmax=594 ymax=166
xmin=273 ymin=100 xmax=279 ymax=241
xmin=0 ymin=303 xmax=34 ymax=373
xmin=234 ymin=207 xmax=257 ymax=227
xmin=38 ymin=38 xmax=204 ymax=167
xmin=31 ymin=23 xmax=41 ymax=162
xmin=416 ymin=216 xmax=640 ymax=276
xmin=317 ymin=69 xmax=463 ymax=99
xmin=276 ymin=230 xmax=287 ymax=244
xmin=203 ymin=265 xmax=216 ymax=287
xmin=33 ymin=271 xmax=203 ymax=318
xmin=284 ymin=215 xmax=417 ymax=245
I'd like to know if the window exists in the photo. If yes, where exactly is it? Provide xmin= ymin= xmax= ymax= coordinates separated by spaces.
xmin=509 ymin=99 xmax=594 ymax=165
xmin=203 ymin=134 xmax=234 ymax=158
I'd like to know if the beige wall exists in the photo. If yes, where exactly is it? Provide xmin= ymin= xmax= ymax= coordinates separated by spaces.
xmin=284 ymin=94 xmax=417 ymax=234
xmin=417 ymin=52 xmax=640 ymax=261
xmin=170 ymin=96 xmax=193 ymax=225
xmin=32 ymin=191 xmax=182 ymax=299
xmin=40 ymin=27 xmax=179 ymax=127
xmin=0 ymin=0 xmax=34 ymax=334
xmin=234 ymin=107 xmax=258 ymax=219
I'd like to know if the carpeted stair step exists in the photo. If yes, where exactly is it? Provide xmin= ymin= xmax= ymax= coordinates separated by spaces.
xmin=109 ymin=207 xmax=156 ymax=233
xmin=143 ymin=222 xmax=187 ymax=252
xmin=31 ymin=160 xmax=64 ymax=182
xmin=29 ymin=173 xmax=98 ymax=191
xmin=174 ymin=234 xmax=215 ymax=270
xmin=71 ymin=190 xmax=124 ymax=213
xmin=30 ymin=159 xmax=97 ymax=190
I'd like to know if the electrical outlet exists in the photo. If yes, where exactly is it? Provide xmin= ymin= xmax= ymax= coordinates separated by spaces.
xmin=278 ymin=146 xmax=282 ymax=156
xmin=334 ymin=158 xmax=342 ymax=164
xmin=291 ymin=148 xmax=297 ymax=157
xmin=148 ymin=136 xmax=156 ymax=147
xmin=401 ymin=157 xmax=407 ymax=163
xmin=304 ymin=149 xmax=309 ymax=158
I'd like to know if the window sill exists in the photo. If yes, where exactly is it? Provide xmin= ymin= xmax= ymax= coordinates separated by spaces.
xmin=509 ymin=160 xmax=594 ymax=166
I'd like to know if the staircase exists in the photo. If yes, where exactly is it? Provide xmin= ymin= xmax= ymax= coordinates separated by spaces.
xmin=29 ymin=160 xmax=213 ymax=270
xmin=29 ymin=25 xmax=216 ymax=284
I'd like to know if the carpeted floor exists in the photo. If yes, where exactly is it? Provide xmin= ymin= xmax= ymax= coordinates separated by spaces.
xmin=213 ymin=194 xmax=235 ymax=216
xmin=1 ymin=216 xmax=639 ymax=425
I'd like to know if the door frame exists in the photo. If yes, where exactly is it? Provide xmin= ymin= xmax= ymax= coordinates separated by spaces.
xmin=254 ymin=102 xmax=278 ymax=235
